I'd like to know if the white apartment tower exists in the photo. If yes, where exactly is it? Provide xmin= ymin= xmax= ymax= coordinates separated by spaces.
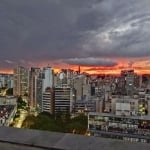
xmin=42 ymin=87 xmax=54 ymax=114
xmin=42 ymin=67 xmax=54 ymax=92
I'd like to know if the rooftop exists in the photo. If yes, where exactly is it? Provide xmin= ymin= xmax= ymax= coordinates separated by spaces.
xmin=0 ymin=127 xmax=149 ymax=150
xmin=89 ymin=112 xmax=150 ymax=120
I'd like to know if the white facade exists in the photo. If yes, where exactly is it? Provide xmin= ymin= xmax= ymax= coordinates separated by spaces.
xmin=8 ymin=77 xmax=14 ymax=88
xmin=42 ymin=67 xmax=54 ymax=92
xmin=111 ymin=96 xmax=139 ymax=116
xmin=116 ymin=102 xmax=131 ymax=116
xmin=42 ymin=88 xmax=53 ymax=114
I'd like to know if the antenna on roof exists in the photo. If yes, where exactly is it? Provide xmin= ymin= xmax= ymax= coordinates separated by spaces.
xmin=78 ymin=66 xmax=81 ymax=74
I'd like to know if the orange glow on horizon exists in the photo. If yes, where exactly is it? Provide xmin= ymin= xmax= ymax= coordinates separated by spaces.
xmin=0 ymin=67 xmax=150 ymax=75
xmin=0 ymin=70 xmax=13 ymax=74
xmin=1 ymin=58 xmax=150 ymax=75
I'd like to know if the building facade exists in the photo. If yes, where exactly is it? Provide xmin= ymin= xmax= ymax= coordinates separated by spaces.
xmin=13 ymin=66 xmax=29 ymax=96
xmin=88 ymin=112 xmax=150 ymax=143
xmin=29 ymin=67 xmax=41 ymax=108
xmin=54 ymin=86 xmax=75 ymax=113
xmin=42 ymin=67 xmax=54 ymax=92
xmin=42 ymin=87 xmax=54 ymax=114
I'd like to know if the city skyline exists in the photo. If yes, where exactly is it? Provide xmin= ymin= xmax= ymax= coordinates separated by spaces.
xmin=1 ymin=0 xmax=150 ymax=74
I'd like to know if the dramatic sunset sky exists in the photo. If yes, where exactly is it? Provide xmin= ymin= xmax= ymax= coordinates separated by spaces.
xmin=1 ymin=0 xmax=150 ymax=74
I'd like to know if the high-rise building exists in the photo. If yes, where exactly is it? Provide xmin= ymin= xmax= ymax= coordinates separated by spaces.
xmin=54 ymin=86 xmax=75 ymax=113
xmin=118 ymin=70 xmax=136 ymax=95
xmin=55 ymin=69 xmax=76 ymax=87
xmin=73 ymin=75 xmax=91 ymax=101
xmin=56 ymin=71 xmax=67 ymax=86
xmin=36 ymin=71 xmax=43 ymax=111
xmin=42 ymin=67 xmax=54 ymax=92
xmin=7 ymin=75 xmax=14 ymax=89
xmin=29 ymin=67 xmax=41 ymax=108
xmin=73 ymin=76 xmax=83 ymax=100
xmin=0 ymin=74 xmax=13 ymax=88
xmin=42 ymin=87 xmax=54 ymax=114
xmin=13 ymin=66 xmax=29 ymax=96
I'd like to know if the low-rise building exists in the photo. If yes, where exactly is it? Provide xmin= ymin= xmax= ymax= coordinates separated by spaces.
xmin=72 ymin=100 xmax=96 ymax=115
xmin=88 ymin=112 xmax=150 ymax=143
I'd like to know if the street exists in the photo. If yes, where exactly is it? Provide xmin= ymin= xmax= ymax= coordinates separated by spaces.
xmin=14 ymin=109 xmax=28 ymax=128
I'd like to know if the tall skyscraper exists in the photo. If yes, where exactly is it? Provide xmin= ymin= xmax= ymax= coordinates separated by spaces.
xmin=36 ymin=71 xmax=43 ymax=111
xmin=73 ymin=75 xmax=91 ymax=101
xmin=42 ymin=87 xmax=54 ymax=114
xmin=119 ymin=70 xmax=135 ymax=95
xmin=54 ymin=86 xmax=75 ymax=113
xmin=42 ymin=67 xmax=54 ymax=92
xmin=29 ymin=67 xmax=41 ymax=108
xmin=13 ymin=66 xmax=29 ymax=96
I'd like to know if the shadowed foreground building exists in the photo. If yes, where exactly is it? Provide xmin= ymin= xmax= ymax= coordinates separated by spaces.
xmin=88 ymin=112 xmax=150 ymax=143
xmin=0 ymin=127 xmax=149 ymax=150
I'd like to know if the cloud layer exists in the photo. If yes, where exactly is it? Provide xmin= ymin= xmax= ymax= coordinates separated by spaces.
xmin=0 ymin=0 xmax=150 ymax=71
xmin=64 ymin=57 xmax=117 ymax=67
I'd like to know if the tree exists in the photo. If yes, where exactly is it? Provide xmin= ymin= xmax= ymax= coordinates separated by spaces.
xmin=22 ymin=115 xmax=36 ymax=128
xmin=6 ymin=88 xmax=13 ymax=95
xmin=22 ymin=113 xmax=88 ymax=135
xmin=66 ymin=114 xmax=88 ymax=134
xmin=17 ymin=96 xmax=27 ymax=109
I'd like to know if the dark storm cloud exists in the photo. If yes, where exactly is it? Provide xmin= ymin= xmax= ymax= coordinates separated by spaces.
xmin=63 ymin=58 xmax=117 ymax=67
xmin=85 ymin=67 xmax=117 ymax=71
xmin=0 ymin=0 xmax=85 ymax=60
xmin=1 ymin=0 xmax=150 ymax=69
xmin=82 ymin=0 xmax=150 ymax=58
